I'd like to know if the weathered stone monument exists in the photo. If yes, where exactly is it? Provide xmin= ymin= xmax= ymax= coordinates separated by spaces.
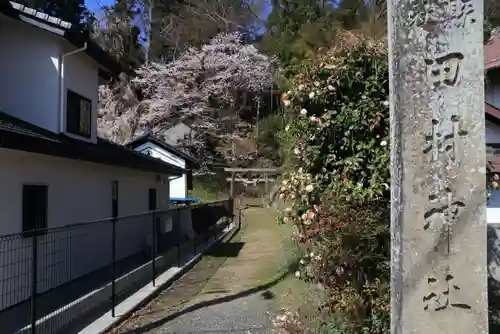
xmin=388 ymin=0 xmax=488 ymax=333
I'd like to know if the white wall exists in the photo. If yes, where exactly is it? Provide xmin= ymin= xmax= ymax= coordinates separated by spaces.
xmin=0 ymin=148 xmax=170 ymax=310
xmin=170 ymin=175 xmax=188 ymax=199
xmin=0 ymin=14 xmax=60 ymax=132
xmin=62 ymin=41 xmax=99 ymax=142
xmin=135 ymin=143 xmax=189 ymax=199
xmin=486 ymin=116 xmax=500 ymax=222
xmin=0 ymin=14 xmax=103 ymax=142
xmin=488 ymin=208 xmax=500 ymax=224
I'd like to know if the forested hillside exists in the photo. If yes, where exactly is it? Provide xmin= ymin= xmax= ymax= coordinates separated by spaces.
xmin=19 ymin=0 xmax=500 ymax=169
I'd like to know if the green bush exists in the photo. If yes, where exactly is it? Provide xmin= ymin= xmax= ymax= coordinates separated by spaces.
xmin=191 ymin=174 xmax=228 ymax=201
xmin=277 ymin=31 xmax=390 ymax=332
xmin=276 ymin=30 xmax=497 ymax=333
xmin=257 ymin=113 xmax=287 ymax=165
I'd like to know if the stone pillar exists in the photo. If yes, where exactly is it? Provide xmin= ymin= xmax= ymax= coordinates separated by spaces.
xmin=388 ymin=0 xmax=488 ymax=333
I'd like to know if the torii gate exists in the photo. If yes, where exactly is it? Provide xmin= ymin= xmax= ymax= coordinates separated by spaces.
xmin=224 ymin=168 xmax=282 ymax=207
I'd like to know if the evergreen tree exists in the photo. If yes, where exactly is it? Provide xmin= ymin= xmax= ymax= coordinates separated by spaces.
xmin=92 ymin=0 xmax=143 ymax=69
xmin=263 ymin=0 xmax=335 ymax=65
xmin=486 ymin=0 xmax=500 ymax=41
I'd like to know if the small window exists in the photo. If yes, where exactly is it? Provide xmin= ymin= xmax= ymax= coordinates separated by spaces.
xmin=186 ymin=170 xmax=193 ymax=191
xmin=111 ymin=181 xmax=119 ymax=218
xmin=149 ymin=188 xmax=157 ymax=211
xmin=66 ymin=89 xmax=91 ymax=138
xmin=22 ymin=185 xmax=48 ymax=237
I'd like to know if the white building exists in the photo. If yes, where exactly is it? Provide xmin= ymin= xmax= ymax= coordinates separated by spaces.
xmin=127 ymin=134 xmax=199 ymax=199
xmin=485 ymin=33 xmax=500 ymax=223
xmin=0 ymin=0 xmax=184 ymax=314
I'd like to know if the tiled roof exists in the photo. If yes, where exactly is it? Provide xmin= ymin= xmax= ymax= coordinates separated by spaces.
xmin=486 ymin=103 xmax=500 ymax=173
xmin=0 ymin=111 xmax=184 ymax=175
xmin=486 ymin=102 xmax=500 ymax=120
xmin=486 ymin=34 xmax=500 ymax=71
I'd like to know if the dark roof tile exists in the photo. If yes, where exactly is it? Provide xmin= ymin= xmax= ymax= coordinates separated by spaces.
xmin=486 ymin=34 xmax=500 ymax=71
xmin=0 ymin=111 xmax=183 ymax=175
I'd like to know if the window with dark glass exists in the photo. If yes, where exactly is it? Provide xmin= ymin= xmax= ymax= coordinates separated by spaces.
xmin=149 ymin=188 xmax=157 ymax=211
xmin=186 ymin=170 xmax=193 ymax=190
xmin=22 ymin=185 xmax=48 ymax=237
xmin=66 ymin=89 xmax=91 ymax=138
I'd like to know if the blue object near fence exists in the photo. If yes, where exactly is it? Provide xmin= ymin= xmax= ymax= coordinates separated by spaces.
xmin=170 ymin=198 xmax=201 ymax=205
xmin=170 ymin=197 xmax=200 ymax=202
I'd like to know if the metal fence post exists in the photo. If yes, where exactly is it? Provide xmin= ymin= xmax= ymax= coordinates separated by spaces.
xmin=239 ymin=208 xmax=242 ymax=229
xmin=230 ymin=172 xmax=235 ymax=210
xmin=152 ymin=212 xmax=157 ymax=287
xmin=30 ymin=233 xmax=38 ymax=334
xmin=230 ymin=197 xmax=235 ymax=219
xmin=177 ymin=207 xmax=182 ymax=266
xmin=177 ymin=243 xmax=181 ymax=266
xmin=111 ymin=218 xmax=116 ymax=317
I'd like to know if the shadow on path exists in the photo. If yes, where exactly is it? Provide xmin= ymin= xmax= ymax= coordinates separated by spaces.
xmin=119 ymin=270 xmax=290 ymax=334
xmin=205 ymin=242 xmax=245 ymax=258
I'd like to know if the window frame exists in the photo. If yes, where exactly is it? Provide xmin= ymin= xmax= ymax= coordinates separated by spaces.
xmin=149 ymin=188 xmax=157 ymax=211
xmin=22 ymin=184 xmax=48 ymax=237
xmin=66 ymin=89 xmax=92 ymax=138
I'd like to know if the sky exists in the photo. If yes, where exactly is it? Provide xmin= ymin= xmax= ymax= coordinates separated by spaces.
xmin=84 ymin=0 xmax=273 ymax=22
xmin=84 ymin=0 xmax=272 ymax=45
xmin=84 ymin=0 xmax=112 ymax=19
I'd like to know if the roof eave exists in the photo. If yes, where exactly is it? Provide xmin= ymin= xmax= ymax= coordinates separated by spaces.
xmin=0 ymin=1 xmax=126 ymax=76
xmin=96 ymin=137 xmax=185 ymax=175
xmin=126 ymin=134 xmax=200 ymax=167
xmin=486 ymin=62 xmax=500 ymax=72
xmin=63 ymin=29 xmax=125 ymax=75
xmin=0 ymin=109 xmax=184 ymax=175
xmin=0 ymin=130 xmax=183 ymax=176
xmin=486 ymin=103 xmax=500 ymax=128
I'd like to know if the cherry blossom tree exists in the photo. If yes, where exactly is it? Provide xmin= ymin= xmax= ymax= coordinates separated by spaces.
xmin=99 ymin=31 xmax=278 ymax=166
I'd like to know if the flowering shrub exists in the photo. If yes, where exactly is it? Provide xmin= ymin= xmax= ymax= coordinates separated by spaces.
xmin=280 ymin=35 xmax=389 ymax=207
xmin=276 ymin=31 xmax=390 ymax=332
xmin=278 ymin=31 xmax=498 ymax=332
xmin=487 ymin=159 xmax=500 ymax=201
xmin=278 ymin=32 xmax=389 ymax=224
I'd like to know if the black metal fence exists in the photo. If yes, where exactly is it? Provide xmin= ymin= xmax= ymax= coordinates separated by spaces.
xmin=0 ymin=199 xmax=233 ymax=334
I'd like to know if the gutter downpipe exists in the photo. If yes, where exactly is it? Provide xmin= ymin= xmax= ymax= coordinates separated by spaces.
xmin=58 ymin=42 xmax=88 ymax=132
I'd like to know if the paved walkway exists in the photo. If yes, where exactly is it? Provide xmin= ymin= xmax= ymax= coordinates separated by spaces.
xmin=113 ymin=208 xmax=283 ymax=334
xmin=154 ymin=294 xmax=272 ymax=333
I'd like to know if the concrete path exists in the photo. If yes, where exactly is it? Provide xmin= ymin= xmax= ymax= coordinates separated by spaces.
xmin=153 ymin=293 xmax=272 ymax=333
xmin=113 ymin=208 xmax=282 ymax=334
